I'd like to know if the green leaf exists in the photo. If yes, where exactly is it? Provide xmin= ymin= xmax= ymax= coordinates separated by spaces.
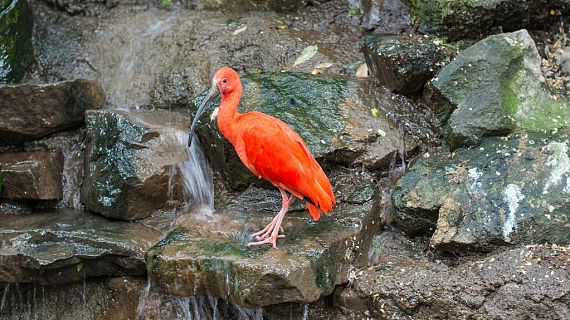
xmin=371 ymin=108 xmax=380 ymax=118
xmin=76 ymin=262 xmax=83 ymax=272
xmin=158 ymin=0 xmax=172 ymax=8
xmin=347 ymin=8 xmax=362 ymax=17
xmin=293 ymin=45 xmax=318 ymax=67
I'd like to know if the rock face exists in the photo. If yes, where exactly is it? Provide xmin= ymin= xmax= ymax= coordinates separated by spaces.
xmin=82 ymin=109 xmax=212 ymax=221
xmin=393 ymin=131 xmax=570 ymax=251
xmin=192 ymin=72 xmax=423 ymax=190
xmin=146 ymin=168 xmax=382 ymax=308
xmin=0 ymin=79 xmax=104 ymax=146
xmin=363 ymin=34 xmax=446 ymax=94
xmin=427 ymin=30 xmax=570 ymax=148
xmin=409 ymin=0 xmax=570 ymax=41
xmin=0 ymin=0 xmax=34 ymax=83
xmin=0 ymin=210 xmax=160 ymax=285
xmin=0 ymin=277 xmax=146 ymax=320
xmin=355 ymin=232 xmax=570 ymax=319
xmin=0 ymin=151 xmax=63 ymax=201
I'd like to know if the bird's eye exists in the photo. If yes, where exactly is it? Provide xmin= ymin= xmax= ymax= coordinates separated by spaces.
xmin=222 ymin=78 xmax=227 ymax=84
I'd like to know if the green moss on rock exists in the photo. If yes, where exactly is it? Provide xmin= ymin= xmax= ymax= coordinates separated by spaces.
xmin=0 ymin=0 xmax=34 ymax=83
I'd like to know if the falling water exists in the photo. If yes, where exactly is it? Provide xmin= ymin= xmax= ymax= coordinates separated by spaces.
xmin=172 ymin=131 xmax=214 ymax=210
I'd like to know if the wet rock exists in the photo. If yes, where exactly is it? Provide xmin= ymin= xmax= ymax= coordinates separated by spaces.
xmin=191 ymin=72 xmax=422 ymax=190
xmin=146 ymin=169 xmax=382 ymax=308
xmin=409 ymin=0 xmax=570 ymax=41
xmin=355 ymin=241 xmax=570 ymax=319
xmin=0 ymin=210 xmax=160 ymax=285
xmin=0 ymin=151 xmax=63 ymax=201
xmin=0 ymin=277 xmax=145 ymax=320
xmin=0 ymin=79 xmax=104 ymax=146
xmin=348 ymin=0 xmax=411 ymax=32
xmin=393 ymin=131 xmax=570 ymax=251
xmin=194 ymin=0 xmax=306 ymax=12
xmin=0 ymin=0 xmax=34 ymax=83
xmin=426 ymin=30 xmax=570 ymax=148
xmin=40 ymin=0 xmax=143 ymax=15
xmin=363 ymin=34 xmax=446 ymax=94
xmin=82 ymin=109 xmax=206 ymax=221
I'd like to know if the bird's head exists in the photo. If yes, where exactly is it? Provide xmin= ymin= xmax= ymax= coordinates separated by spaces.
xmin=188 ymin=67 xmax=240 ymax=148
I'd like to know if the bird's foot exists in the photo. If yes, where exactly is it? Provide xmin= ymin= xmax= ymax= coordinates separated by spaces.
xmin=247 ymin=233 xmax=285 ymax=249
xmin=251 ymin=219 xmax=284 ymax=240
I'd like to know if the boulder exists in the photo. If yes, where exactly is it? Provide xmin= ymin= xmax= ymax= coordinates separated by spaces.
xmin=0 ymin=0 xmax=34 ymax=83
xmin=393 ymin=131 xmax=570 ymax=251
xmin=0 ymin=151 xmax=63 ymax=201
xmin=363 ymin=34 xmax=447 ymax=94
xmin=409 ymin=0 xmax=570 ymax=41
xmin=426 ymin=30 xmax=570 ymax=148
xmin=82 ymin=109 xmax=212 ymax=221
xmin=0 ymin=79 xmax=104 ymax=146
xmin=191 ymin=72 xmax=425 ymax=190
xmin=355 ymin=234 xmax=570 ymax=319
xmin=0 ymin=210 xmax=160 ymax=285
xmin=146 ymin=168 xmax=382 ymax=308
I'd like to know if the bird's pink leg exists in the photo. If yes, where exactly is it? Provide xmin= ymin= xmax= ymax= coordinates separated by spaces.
xmin=248 ymin=189 xmax=293 ymax=248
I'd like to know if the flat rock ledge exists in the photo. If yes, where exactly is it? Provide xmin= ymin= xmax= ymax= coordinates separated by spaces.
xmin=0 ymin=210 xmax=160 ymax=285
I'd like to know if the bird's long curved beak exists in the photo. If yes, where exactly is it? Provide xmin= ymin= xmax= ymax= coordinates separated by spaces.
xmin=188 ymin=85 xmax=220 ymax=147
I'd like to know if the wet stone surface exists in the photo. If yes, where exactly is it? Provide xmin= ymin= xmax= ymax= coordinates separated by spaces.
xmin=393 ymin=131 xmax=570 ymax=252
xmin=363 ymin=34 xmax=448 ymax=94
xmin=82 ymin=109 xmax=199 ymax=221
xmin=192 ymin=72 xmax=426 ymax=190
xmin=146 ymin=169 xmax=382 ymax=308
xmin=0 ymin=79 xmax=103 ymax=146
xmin=0 ymin=0 xmax=34 ymax=83
xmin=0 ymin=151 xmax=63 ymax=201
xmin=0 ymin=210 xmax=160 ymax=285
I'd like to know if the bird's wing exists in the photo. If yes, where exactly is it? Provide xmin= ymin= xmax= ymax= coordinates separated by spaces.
xmin=236 ymin=112 xmax=335 ymax=216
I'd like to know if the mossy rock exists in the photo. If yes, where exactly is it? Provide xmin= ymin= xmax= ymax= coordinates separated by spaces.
xmin=426 ymin=30 xmax=570 ymax=148
xmin=393 ymin=130 xmax=570 ymax=252
xmin=0 ymin=0 xmax=34 ymax=83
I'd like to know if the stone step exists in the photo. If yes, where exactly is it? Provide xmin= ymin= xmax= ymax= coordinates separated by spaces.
xmin=146 ymin=169 xmax=382 ymax=308
xmin=0 ymin=209 xmax=160 ymax=285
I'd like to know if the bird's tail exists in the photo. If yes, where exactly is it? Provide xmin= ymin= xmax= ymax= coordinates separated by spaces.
xmin=305 ymin=168 xmax=336 ymax=221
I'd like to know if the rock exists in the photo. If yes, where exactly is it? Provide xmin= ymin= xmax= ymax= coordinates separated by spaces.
xmin=347 ymin=0 xmax=411 ymax=32
xmin=146 ymin=169 xmax=382 ymax=308
xmin=393 ymin=131 xmax=570 ymax=251
xmin=82 ymin=109 xmax=211 ymax=221
xmin=0 ymin=210 xmax=160 ymax=285
xmin=0 ymin=0 xmax=34 ymax=83
xmin=409 ymin=0 xmax=570 ymax=41
xmin=0 ymin=277 xmax=146 ymax=320
xmin=191 ymin=72 xmax=424 ymax=190
xmin=363 ymin=34 xmax=447 ymax=94
xmin=354 ymin=239 xmax=570 ymax=319
xmin=426 ymin=30 xmax=570 ymax=148
xmin=0 ymin=151 xmax=63 ymax=201
xmin=193 ymin=0 xmax=306 ymax=12
xmin=40 ymin=0 xmax=142 ymax=15
xmin=0 ymin=79 xmax=104 ymax=146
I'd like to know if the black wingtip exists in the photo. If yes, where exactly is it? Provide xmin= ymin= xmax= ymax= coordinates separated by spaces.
xmin=303 ymin=196 xmax=316 ymax=206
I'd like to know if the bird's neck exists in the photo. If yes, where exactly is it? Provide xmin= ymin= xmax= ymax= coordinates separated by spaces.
xmin=217 ymin=89 xmax=242 ymax=144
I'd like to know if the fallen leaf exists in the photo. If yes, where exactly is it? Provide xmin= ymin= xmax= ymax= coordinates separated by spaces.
xmin=311 ymin=62 xmax=333 ymax=74
xmin=371 ymin=108 xmax=380 ymax=118
xmin=232 ymin=25 xmax=247 ymax=36
xmin=276 ymin=24 xmax=288 ymax=30
xmin=76 ymin=262 xmax=83 ymax=272
xmin=347 ymin=8 xmax=362 ymax=17
xmin=210 ymin=107 xmax=219 ymax=121
xmin=293 ymin=45 xmax=318 ymax=67
xmin=356 ymin=63 xmax=369 ymax=77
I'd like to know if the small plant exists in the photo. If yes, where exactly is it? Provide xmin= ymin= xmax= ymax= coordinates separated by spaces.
xmin=159 ymin=0 xmax=172 ymax=8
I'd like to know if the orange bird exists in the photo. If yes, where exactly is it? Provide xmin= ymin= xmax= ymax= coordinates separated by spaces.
xmin=188 ymin=67 xmax=336 ymax=248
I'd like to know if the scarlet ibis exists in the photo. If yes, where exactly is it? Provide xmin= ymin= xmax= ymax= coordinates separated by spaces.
xmin=188 ymin=67 xmax=336 ymax=248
